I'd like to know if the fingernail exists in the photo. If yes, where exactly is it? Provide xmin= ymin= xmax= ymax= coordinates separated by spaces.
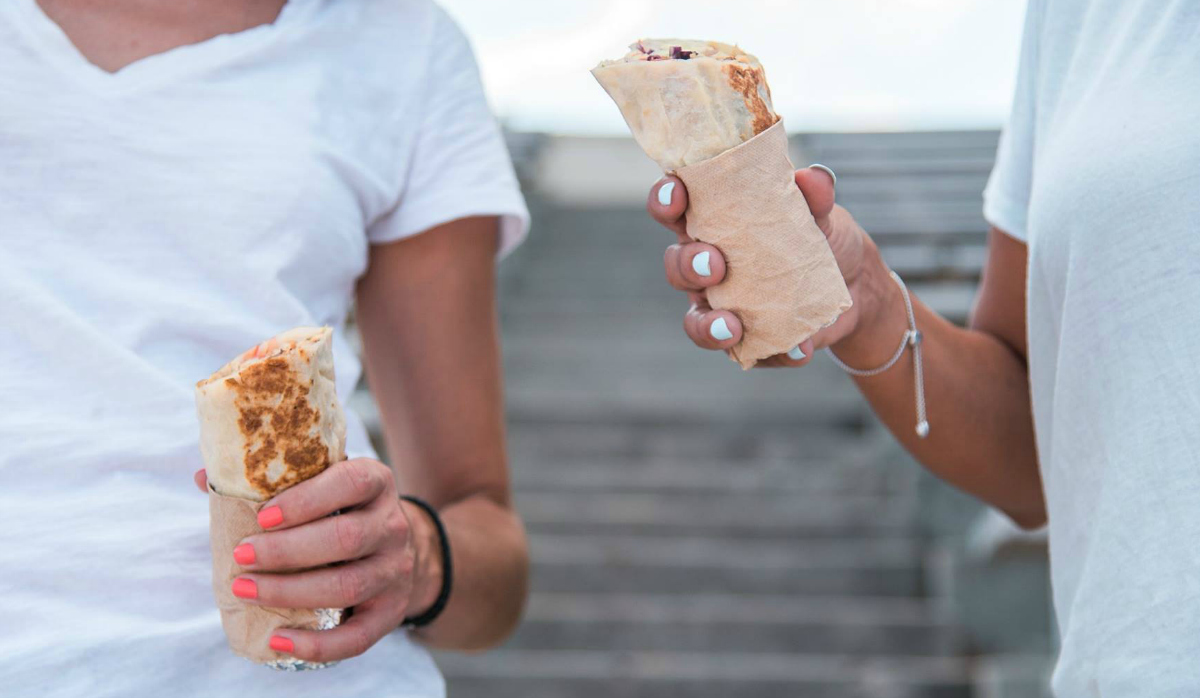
xmin=233 ymin=543 xmax=256 ymax=566
xmin=232 ymin=578 xmax=257 ymax=600
xmin=257 ymin=506 xmax=283 ymax=529
xmin=691 ymin=250 xmax=711 ymax=277
xmin=710 ymin=317 xmax=733 ymax=341
xmin=787 ymin=346 xmax=807 ymax=360
xmin=269 ymin=636 xmax=294 ymax=654
xmin=810 ymin=164 xmax=837 ymax=187
xmin=657 ymin=181 xmax=675 ymax=207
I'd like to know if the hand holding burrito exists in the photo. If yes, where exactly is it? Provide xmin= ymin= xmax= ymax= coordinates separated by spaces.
xmin=195 ymin=327 xmax=348 ymax=669
xmin=593 ymin=39 xmax=853 ymax=368
xmin=195 ymin=327 xmax=440 ymax=668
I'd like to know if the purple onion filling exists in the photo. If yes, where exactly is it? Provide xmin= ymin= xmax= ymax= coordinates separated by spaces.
xmin=669 ymin=46 xmax=696 ymax=60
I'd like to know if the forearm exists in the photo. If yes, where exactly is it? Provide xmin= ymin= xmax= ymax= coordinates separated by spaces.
xmin=407 ymin=492 xmax=529 ymax=650
xmin=835 ymin=243 xmax=1045 ymax=528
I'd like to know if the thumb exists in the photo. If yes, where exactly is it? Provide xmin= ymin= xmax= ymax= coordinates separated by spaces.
xmin=794 ymin=165 xmax=837 ymax=230
xmin=193 ymin=468 xmax=208 ymax=494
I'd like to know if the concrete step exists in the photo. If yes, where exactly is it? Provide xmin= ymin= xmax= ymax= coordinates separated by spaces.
xmin=503 ymin=349 xmax=868 ymax=427
xmin=799 ymin=129 xmax=999 ymax=153
xmin=515 ymin=491 xmax=913 ymax=538
xmin=507 ymin=592 xmax=960 ymax=656
xmin=437 ymin=650 xmax=973 ymax=698
xmin=506 ymin=419 xmax=876 ymax=460
xmin=510 ymin=457 xmax=907 ymax=498
xmin=529 ymin=534 xmax=924 ymax=596
xmin=511 ymin=240 xmax=985 ymax=292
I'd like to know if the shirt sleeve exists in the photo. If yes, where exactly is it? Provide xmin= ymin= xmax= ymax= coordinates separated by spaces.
xmin=982 ymin=0 xmax=1044 ymax=243
xmin=367 ymin=5 xmax=529 ymax=258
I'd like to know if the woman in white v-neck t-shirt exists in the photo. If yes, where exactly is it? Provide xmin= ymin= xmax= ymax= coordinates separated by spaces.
xmin=0 ymin=1 xmax=530 ymax=696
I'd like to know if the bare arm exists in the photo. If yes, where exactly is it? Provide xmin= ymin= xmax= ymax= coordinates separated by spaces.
xmin=356 ymin=216 xmax=529 ymax=649
xmin=829 ymin=226 xmax=1043 ymax=528
xmin=648 ymin=172 xmax=1045 ymax=529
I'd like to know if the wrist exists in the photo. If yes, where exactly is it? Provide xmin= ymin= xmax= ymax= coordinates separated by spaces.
xmin=401 ymin=498 xmax=444 ymax=618
xmin=832 ymin=243 xmax=907 ymax=367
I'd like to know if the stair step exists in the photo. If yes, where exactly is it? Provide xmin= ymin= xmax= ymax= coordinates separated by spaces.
xmin=516 ymin=491 xmax=912 ymax=538
xmin=507 ymin=593 xmax=959 ymax=655
xmin=529 ymin=534 xmax=923 ymax=596
xmin=510 ymin=457 xmax=906 ymax=497
xmin=507 ymin=420 xmax=879 ymax=460
xmin=437 ymin=650 xmax=972 ymax=698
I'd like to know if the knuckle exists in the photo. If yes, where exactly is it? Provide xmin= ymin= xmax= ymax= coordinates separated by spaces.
xmin=337 ymin=567 xmax=367 ymax=606
xmin=306 ymin=640 xmax=330 ymax=664
xmin=347 ymin=624 xmax=373 ymax=658
xmin=309 ymin=637 xmax=338 ymax=664
xmin=334 ymin=516 xmax=367 ymax=557
xmin=396 ymin=548 xmax=416 ymax=580
xmin=253 ymin=536 xmax=282 ymax=568
xmin=339 ymin=460 xmax=381 ymax=501
xmin=384 ymin=507 xmax=410 ymax=542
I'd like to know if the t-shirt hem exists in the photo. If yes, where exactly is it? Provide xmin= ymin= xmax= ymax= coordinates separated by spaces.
xmin=368 ymin=194 xmax=531 ymax=260
xmin=982 ymin=189 xmax=1030 ymax=242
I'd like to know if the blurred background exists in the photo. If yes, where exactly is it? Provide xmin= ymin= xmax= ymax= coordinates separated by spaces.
xmin=360 ymin=1 xmax=1056 ymax=695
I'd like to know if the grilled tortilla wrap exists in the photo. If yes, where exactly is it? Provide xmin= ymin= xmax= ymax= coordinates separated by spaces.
xmin=196 ymin=326 xmax=346 ymax=502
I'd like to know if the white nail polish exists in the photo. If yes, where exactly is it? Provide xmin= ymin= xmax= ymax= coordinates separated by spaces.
xmin=787 ymin=346 xmax=806 ymax=360
xmin=657 ymin=181 xmax=675 ymax=207
xmin=692 ymin=250 xmax=711 ymax=277
xmin=710 ymin=317 xmax=733 ymax=341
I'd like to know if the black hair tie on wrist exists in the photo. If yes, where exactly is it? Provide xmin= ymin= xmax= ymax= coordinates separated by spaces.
xmin=399 ymin=495 xmax=452 ymax=629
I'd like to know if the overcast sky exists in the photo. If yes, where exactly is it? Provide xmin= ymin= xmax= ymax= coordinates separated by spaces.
xmin=438 ymin=0 xmax=1029 ymax=134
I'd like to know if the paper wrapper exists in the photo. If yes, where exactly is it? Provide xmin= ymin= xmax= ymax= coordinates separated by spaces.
xmin=195 ymin=326 xmax=347 ymax=669
xmin=593 ymin=39 xmax=852 ymax=368
xmin=675 ymin=120 xmax=852 ymax=368
xmin=209 ymin=486 xmax=342 ymax=670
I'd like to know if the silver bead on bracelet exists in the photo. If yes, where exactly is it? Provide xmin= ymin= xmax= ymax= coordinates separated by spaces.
xmin=826 ymin=270 xmax=929 ymax=438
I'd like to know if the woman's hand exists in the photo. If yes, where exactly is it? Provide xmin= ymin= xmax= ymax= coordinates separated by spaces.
xmin=193 ymin=459 xmax=442 ymax=663
xmin=647 ymin=165 xmax=890 ymax=366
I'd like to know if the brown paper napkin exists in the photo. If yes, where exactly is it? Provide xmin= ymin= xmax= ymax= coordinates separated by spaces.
xmin=209 ymin=486 xmax=341 ymax=669
xmin=675 ymin=120 xmax=852 ymax=369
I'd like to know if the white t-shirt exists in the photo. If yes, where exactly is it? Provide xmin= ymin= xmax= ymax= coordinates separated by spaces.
xmin=0 ymin=0 xmax=527 ymax=695
xmin=984 ymin=0 xmax=1200 ymax=693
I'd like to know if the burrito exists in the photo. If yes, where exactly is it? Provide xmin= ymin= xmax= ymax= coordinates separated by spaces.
xmin=195 ymin=326 xmax=347 ymax=669
xmin=593 ymin=40 xmax=853 ymax=368
xmin=196 ymin=326 xmax=346 ymax=502
xmin=592 ymin=39 xmax=778 ymax=170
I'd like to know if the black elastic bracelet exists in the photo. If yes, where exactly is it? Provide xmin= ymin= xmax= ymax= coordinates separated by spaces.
xmin=399 ymin=495 xmax=452 ymax=629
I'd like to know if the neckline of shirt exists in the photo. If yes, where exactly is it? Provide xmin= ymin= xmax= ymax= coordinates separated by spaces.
xmin=4 ymin=0 xmax=319 ymax=95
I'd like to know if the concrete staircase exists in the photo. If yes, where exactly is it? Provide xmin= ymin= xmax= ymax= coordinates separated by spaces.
xmin=414 ymin=128 xmax=1046 ymax=697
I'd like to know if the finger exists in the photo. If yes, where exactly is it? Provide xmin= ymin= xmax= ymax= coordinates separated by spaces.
xmin=270 ymin=591 xmax=407 ymax=663
xmin=239 ymin=508 xmax=396 ymax=572
xmin=664 ymin=242 xmax=726 ymax=291
xmin=258 ymin=458 xmax=392 ymax=531
xmin=233 ymin=554 xmax=396 ymax=609
xmin=684 ymin=305 xmax=742 ymax=351
xmin=795 ymin=165 xmax=837 ymax=230
xmin=194 ymin=469 xmax=208 ymax=494
xmin=771 ymin=338 xmax=816 ymax=368
xmin=647 ymin=176 xmax=689 ymax=240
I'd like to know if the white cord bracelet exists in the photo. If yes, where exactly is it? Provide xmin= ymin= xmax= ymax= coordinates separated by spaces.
xmin=826 ymin=270 xmax=929 ymax=438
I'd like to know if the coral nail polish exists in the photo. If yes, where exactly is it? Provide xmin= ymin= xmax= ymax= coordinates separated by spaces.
xmin=233 ymin=544 xmax=256 ymax=566
xmin=269 ymin=636 xmax=294 ymax=654
xmin=257 ymin=506 xmax=283 ymax=529
xmin=231 ymin=578 xmax=257 ymax=600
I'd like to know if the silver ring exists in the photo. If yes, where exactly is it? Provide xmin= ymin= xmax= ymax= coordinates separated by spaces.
xmin=809 ymin=163 xmax=837 ymax=187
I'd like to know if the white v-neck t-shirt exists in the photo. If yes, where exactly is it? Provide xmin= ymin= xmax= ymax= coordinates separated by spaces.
xmin=985 ymin=0 xmax=1200 ymax=693
xmin=0 ymin=0 xmax=527 ymax=696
